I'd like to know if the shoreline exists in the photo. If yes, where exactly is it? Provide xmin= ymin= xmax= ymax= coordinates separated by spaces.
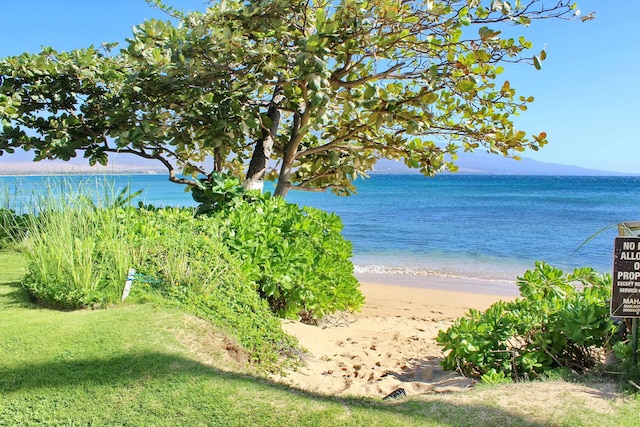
xmin=355 ymin=272 xmax=520 ymax=297
xmin=0 ymin=161 xmax=166 ymax=177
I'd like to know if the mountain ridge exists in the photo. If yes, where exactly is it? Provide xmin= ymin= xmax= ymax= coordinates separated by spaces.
xmin=371 ymin=152 xmax=636 ymax=176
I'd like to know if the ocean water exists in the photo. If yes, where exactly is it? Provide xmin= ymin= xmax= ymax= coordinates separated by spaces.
xmin=3 ymin=174 xmax=640 ymax=284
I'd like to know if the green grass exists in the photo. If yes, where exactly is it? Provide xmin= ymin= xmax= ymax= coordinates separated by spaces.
xmin=2 ymin=250 xmax=640 ymax=426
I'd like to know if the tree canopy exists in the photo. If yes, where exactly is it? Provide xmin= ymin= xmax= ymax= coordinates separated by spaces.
xmin=0 ymin=0 xmax=591 ymax=197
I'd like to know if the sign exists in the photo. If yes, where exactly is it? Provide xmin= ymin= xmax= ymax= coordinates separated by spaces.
xmin=611 ymin=237 xmax=640 ymax=317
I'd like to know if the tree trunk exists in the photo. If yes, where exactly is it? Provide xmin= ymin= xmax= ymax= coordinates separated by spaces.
xmin=274 ymin=152 xmax=293 ymax=197
xmin=244 ymin=87 xmax=283 ymax=191
xmin=213 ymin=146 xmax=223 ymax=173
xmin=274 ymin=113 xmax=301 ymax=198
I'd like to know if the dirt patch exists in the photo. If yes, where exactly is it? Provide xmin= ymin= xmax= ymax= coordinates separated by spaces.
xmin=174 ymin=314 xmax=251 ymax=372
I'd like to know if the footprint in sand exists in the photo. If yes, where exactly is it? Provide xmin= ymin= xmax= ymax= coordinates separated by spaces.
xmin=353 ymin=365 xmax=364 ymax=378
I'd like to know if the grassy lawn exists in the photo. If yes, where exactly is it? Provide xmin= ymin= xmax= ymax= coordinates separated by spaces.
xmin=1 ymin=250 xmax=639 ymax=426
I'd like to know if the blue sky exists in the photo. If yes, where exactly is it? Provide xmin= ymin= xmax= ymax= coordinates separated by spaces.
xmin=0 ymin=1 xmax=637 ymax=173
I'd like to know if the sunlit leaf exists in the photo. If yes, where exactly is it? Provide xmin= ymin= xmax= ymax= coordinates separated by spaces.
xmin=533 ymin=55 xmax=542 ymax=70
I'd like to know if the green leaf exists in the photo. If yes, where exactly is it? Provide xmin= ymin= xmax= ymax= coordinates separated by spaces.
xmin=423 ymin=92 xmax=438 ymax=104
xmin=429 ymin=64 xmax=439 ymax=80
xmin=364 ymin=85 xmax=376 ymax=99
xmin=308 ymin=74 xmax=322 ymax=91
xmin=533 ymin=55 xmax=542 ymax=70
xmin=315 ymin=8 xmax=326 ymax=29
xmin=456 ymin=79 xmax=476 ymax=92
xmin=245 ymin=116 xmax=259 ymax=130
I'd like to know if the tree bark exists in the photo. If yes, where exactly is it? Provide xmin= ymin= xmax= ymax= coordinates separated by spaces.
xmin=244 ymin=87 xmax=283 ymax=191
xmin=274 ymin=112 xmax=301 ymax=198
xmin=274 ymin=152 xmax=293 ymax=197
xmin=213 ymin=146 xmax=223 ymax=173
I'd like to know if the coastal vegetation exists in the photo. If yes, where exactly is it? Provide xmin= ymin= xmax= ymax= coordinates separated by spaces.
xmin=437 ymin=262 xmax=624 ymax=382
xmin=3 ymin=1 xmax=634 ymax=424
xmin=0 ymin=180 xmax=362 ymax=371
xmin=3 ymin=178 xmax=637 ymax=381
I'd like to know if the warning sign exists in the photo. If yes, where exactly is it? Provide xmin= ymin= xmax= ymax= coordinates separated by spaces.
xmin=612 ymin=237 xmax=640 ymax=317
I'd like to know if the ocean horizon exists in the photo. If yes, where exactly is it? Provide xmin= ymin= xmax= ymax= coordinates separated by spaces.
xmin=3 ymin=173 xmax=639 ymax=291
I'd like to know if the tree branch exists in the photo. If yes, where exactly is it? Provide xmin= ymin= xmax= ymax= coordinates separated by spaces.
xmin=296 ymin=124 xmax=368 ymax=159
xmin=330 ymin=62 xmax=405 ymax=88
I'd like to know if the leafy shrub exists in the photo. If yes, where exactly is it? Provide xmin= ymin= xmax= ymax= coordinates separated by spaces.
xmin=190 ymin=172 xmax=246 ymax=216
xmin=215 ymin=195 xmax=364 ymax=320
xmin=0 ymin=208 xmax=31 ymax=248
xmin=437 ymin=262 xmax=618 ymax=381
xmin=16 ymin=176 xmax=362 ymax=368
xmin=610 ymin=324 xmax=640 ymax=381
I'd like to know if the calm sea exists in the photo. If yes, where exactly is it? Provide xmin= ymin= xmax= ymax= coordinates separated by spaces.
xmin=3 ymin=174 xmax=639 ymax=284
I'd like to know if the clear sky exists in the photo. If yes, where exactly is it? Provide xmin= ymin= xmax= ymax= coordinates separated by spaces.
xmin=0 ymin=1 xmax=637 ymax=173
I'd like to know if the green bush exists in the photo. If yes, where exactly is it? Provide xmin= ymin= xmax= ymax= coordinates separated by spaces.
xmin=0 ymin=208 xmax=31 ymax=248
xmin=190 ymin=172 xmax=246 ymax=216
xmin=215 ymin=195 xmax=364 ymax=321
xmin=15 ymin=177 xmax=362 ymax=369
xmin=437 ymin=262 xmax=618 ymax=381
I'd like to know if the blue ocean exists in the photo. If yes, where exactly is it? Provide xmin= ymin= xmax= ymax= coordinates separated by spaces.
xmin=3 ymin=174 xmax=639 ymax=284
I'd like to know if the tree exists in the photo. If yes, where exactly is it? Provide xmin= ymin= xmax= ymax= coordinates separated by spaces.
xmin=0 ymin=0 xmax=592 ymax=197
xmin=0 ymin=26 xmax=255 ymax=186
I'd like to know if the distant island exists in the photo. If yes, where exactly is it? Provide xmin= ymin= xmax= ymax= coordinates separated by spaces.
xmin=1 ymin=151 xmax=634 ymax=176
xmin=0 ymin=161 xmax=167 ymax=176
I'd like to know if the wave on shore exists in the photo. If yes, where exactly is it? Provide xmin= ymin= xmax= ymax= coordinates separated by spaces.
xmin=353 ymin=264 xmax=518 ymax=283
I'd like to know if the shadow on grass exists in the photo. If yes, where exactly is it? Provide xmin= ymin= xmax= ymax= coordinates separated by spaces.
xmin=0 ymin=280 xmax=38 ymax=310
xmin=0 ymin=351 xmax=552 ymax=427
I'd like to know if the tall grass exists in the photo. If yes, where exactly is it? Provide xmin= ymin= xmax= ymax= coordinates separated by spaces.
xmin=17 ymin=180 xmax=142 ymax=307
xmin=8 ymin=178 xmax=224 ymax=308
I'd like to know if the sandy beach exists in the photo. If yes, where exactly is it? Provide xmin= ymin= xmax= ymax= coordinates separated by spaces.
xmin=271 ymin=274 xmax=518 ymax=399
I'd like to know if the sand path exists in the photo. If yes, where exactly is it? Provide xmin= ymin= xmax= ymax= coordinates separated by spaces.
xmin=271 ymin=276 xmax=518 ymax=399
